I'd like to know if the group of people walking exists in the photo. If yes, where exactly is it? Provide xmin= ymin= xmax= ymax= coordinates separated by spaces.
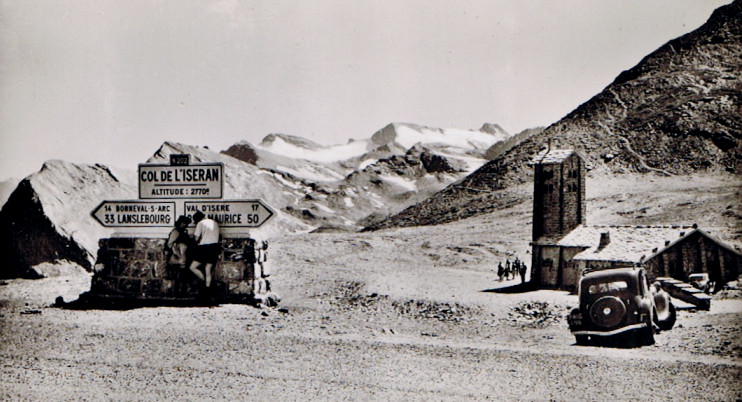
xmin=497 ymin=257 xmax=528 ymax=283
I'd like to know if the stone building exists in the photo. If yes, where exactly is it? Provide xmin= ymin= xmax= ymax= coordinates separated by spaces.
xmin=530 ymin=148 xmax=586 ymax=242
xmin=529 ymin=148 xmax=741 ymax=291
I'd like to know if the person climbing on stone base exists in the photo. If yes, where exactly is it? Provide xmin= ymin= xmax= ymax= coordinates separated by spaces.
xmin=188 ymin=211 xmax=221 ymax=296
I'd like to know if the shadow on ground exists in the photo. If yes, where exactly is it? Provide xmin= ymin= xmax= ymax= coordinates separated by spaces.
xmin=482 ymin=282 xmax=539 ymax=294
xmin=54 ymin=292 xmax=223 ymax=311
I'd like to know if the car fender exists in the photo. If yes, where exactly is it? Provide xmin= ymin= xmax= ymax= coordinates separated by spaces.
xmin=635 ymin=297 xmax=653 ymax=320
xmin=653 ymin=290 xmax=672 ymax=322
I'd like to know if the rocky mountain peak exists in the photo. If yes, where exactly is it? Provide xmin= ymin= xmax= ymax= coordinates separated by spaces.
xmin=480 ymin=123 xmax=508 ymax=136
xmin=260 ymin=133 xmax=323 ymax=150
xmin=370 ymin=1 xmax=741 ymax=230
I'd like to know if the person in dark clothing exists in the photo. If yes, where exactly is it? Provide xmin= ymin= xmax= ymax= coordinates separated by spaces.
xmin=165 ymin=215 xmax=192 ymax=268
xmin=245 ymin=237 xmax=258 ymax=279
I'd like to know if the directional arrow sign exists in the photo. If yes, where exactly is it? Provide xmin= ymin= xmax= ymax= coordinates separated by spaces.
xmin=184 ymin=200 xmax=274 ymax=228
xmin=91 ymin=201 xmax=176 ymax=227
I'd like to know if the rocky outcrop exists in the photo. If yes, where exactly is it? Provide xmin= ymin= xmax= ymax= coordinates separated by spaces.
xmin=222 ymin=142 xmax=258 ymax=165
xmin=0 ymin=180 xmax=86 ymax=278
xmin=0 ymin=162 xmax=133 ymax=278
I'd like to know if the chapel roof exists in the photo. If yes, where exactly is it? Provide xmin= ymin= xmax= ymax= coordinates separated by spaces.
xmin=556 ymin=225 xmax=697 ymax=263
xmin=529 ymin=148 xmax=578 ymax=165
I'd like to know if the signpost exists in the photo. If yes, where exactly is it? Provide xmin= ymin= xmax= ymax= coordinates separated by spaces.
xmin=88 ymin=153 xmax=275 ymax=305
xmin=139 ymin=162 xmax=223 ymax=199
xmin=184 ymin=200 xmax=274 ymax=228
xmin=91 ymin=201 xmax=176 ymax=227
xmin=92 ymin=155 xmax=274 ymax=231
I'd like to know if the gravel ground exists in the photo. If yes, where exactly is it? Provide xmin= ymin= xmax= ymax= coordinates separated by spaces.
xmin=1 ymin=233 xmax=740 ymax=400
xmin=1 ymin=174 xmax=740 ymax=400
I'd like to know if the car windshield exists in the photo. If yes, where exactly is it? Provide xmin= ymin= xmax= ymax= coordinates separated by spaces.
xmin=587 ymin=280 xmax=629 ymax=295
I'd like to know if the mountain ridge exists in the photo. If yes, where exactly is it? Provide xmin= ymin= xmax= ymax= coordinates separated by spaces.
xmin=368 ymin=0 xmax=741 ymax=230
xmin=0 ymin=121 xmax=510 ymax=277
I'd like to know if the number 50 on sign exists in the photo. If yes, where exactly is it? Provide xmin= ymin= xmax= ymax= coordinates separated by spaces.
xmin=184 ymin=200 xmax=274 ymax=228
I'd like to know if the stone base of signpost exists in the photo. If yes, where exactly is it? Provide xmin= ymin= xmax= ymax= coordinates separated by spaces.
xmin=82 ymin=237 xmax=265 ymax=306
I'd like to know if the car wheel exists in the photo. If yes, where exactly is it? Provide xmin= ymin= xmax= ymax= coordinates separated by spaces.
xmin=657 ymin=302 xmax=676 ymax=331
xmin=589 ymin=296 xmax=626 ymax=328
xmin=575 ymin=335 xmax=589 ymax=346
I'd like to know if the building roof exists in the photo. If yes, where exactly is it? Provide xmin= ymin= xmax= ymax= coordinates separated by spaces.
xmin=556 ymin=225 xmax=697 ymax=263
xmin=528 ymin=148 xmax=578 ymax=165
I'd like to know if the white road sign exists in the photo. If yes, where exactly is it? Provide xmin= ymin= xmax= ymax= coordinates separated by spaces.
xmin=185 ymin=200 xmax=274 ymax=228
xmin=92 ymin=201 xmax=176 ymax=227
xmin=139 ymin=163 xmax=223 ymax=199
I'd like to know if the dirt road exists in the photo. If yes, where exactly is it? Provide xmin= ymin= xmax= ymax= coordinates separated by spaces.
xmin=2 ymin=175 xmax=741 ymax=400
xmin=1 ymin=289 xmax=741 ymax=401
xmin=2 ymin=229 xmax=741 ymax=400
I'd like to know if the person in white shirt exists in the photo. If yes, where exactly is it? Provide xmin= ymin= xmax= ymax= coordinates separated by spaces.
xmin=188 ymin=211 xmax=221 ymax=289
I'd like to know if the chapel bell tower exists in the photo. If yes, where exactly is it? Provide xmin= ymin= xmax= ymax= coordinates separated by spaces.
xmin=530 ymin=147 xmax=586 ymax=241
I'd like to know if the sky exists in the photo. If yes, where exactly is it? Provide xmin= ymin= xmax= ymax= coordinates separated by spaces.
xmin=0 ymin=0 xmax=731 ymax=181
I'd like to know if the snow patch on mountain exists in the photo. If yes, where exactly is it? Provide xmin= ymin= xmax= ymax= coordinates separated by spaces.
xmin=372 ymin=123 xmax=508 ymax=151
xmin=255 ymin=135 xmax=373 ymax=163
xmin=275 ymin=165 xmax=345 ymax=182
xmin=248 ymin=122 xmax=509 ymax=169
xmin=358 ymin=159 xmax=376 ymax=171
xmin=380 ymin=175 xmax=418 ymax=192
xmin=224 ymin=141 xmax=353 ymax=183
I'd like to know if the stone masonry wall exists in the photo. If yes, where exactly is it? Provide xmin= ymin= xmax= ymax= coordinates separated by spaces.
xmin=560 ymin=154 xmax=585 ymax=235
xmin=90 ymin=237 xmax=259 ymax=304
xmin=532 ymin=153 xmax=585 ymax=241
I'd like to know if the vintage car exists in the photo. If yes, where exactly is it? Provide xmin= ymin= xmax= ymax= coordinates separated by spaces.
xmin=567 ymin=267 xmax=676 ymax=346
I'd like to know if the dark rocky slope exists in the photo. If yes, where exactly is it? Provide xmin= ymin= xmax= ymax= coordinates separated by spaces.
xmin=369 ymin=0 xmax=742 ymax=230
xmin=0 ymin=162 xmax=133 ymax=278
xmin=0 ymin=180 xmax=88 ymax=278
